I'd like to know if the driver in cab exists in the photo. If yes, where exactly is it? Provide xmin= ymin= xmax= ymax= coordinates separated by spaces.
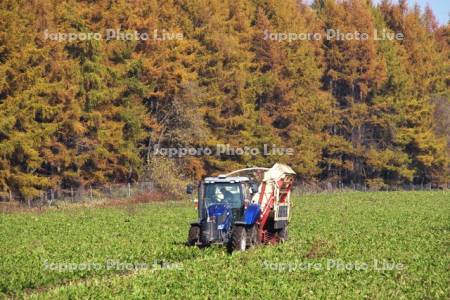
xmin=220 ymin=187 xmax=233 ymax=202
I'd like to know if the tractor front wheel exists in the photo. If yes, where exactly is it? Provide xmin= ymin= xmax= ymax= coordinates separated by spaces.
xmin=228 ymin=225 xmax=247 ymax=253
xmin=187 ymin=225 xmax=200 ymax=246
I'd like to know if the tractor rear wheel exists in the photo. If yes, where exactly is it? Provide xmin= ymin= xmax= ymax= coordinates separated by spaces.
xmin=247 ymin=225 xmax=259 ymax=248
xmin=228 ymin=225 xmax=247 ymax=253
xmin=187 ymin=225 xmax=200 ymax=246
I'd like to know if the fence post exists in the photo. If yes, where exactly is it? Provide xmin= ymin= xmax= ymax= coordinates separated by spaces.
xmin=127 ymin=183 xmax=131 ymax=198
xmin=71 ymin=188 xmax=74 ymax=202
xmin=50 ymin=189 xmax=54 ymax=206
xmin=89 ymin=186 xmax=93 ymax=201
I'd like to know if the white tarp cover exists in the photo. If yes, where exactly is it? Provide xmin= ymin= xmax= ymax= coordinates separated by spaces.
xmin=252 ymin=163 xmax=296 ymax=208
xmin=263 ymin=163 xmax=296 ymax=182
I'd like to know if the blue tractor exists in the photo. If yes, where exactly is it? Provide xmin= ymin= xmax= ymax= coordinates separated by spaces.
xmin=186 ymin=165 xmax=296 ymax=252
xmin=186 ymin=175 xmax=260 ymax=252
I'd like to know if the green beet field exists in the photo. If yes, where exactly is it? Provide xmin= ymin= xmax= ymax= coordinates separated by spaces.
xmin=1 ymin=191 xmax=449 ymax=299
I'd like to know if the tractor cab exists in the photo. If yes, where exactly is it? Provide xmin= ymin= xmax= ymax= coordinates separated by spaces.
xmin=202 ymin=176 xmax=253 ymax=223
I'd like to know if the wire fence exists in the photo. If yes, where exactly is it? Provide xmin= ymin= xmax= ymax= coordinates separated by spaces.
xmin=2 ymin=179 xmax=449 ymax=208
xmin=293 ymin=181 xmax=450 ymax=196
xmin=7 ymin=182 xmax=157 ymax=207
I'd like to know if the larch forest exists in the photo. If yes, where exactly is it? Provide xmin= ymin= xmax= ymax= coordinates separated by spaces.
xmin=0 ymin=0 xmax=448 ymax=201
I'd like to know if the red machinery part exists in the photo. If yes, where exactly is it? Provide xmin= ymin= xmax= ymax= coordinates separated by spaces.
xmin=256 ymin=165 xmax=295 ymax=244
